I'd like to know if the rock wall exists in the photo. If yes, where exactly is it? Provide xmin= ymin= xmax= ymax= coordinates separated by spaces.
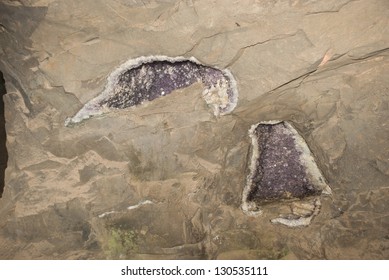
xmin=0 ymin=0 xmax=388 ymax=259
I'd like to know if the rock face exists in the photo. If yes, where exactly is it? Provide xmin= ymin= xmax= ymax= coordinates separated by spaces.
xmin=0 ymin=0 xmax=388 ymax=259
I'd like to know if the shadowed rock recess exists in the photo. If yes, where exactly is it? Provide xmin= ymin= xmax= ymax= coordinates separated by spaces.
xmin=0 ymin=72 xmax=7 ymax=198
xmin=0 ymin=0 xmax=388 ymax=260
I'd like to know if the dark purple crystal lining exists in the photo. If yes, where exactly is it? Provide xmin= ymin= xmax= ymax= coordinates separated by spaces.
xmin=248 ymin=122 xmax=320 ymax=204
xmin=100 ymin=60 xmax=233 ymax=109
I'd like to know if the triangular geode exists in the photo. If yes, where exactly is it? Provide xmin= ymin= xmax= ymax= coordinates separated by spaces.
xmin=242 ymin=120 xmax=331 ymax=215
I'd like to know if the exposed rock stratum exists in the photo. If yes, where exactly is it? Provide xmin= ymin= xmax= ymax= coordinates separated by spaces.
xmin=0 ymin=0 xmax=388 ymax=259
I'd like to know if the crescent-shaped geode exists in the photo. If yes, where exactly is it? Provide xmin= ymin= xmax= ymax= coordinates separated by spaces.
xmin=65 ymin=56 xmax=238 ymax=126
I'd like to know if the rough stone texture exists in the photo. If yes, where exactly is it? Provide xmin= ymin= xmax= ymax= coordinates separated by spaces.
xmin=0 ymin=0 xmax=388 ymax=259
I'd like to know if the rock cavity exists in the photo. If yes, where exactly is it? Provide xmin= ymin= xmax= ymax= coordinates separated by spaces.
xmin=242 ymin=120 xmax=331 ymax=217
xmin=65 ymin=56 xmax=238 ymax=126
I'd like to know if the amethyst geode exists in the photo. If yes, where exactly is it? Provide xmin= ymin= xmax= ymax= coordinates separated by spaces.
xmin=65 ymin=56 xmax=238 ymax=126
xmin=242 ymin=121 xmax=331 ymax=214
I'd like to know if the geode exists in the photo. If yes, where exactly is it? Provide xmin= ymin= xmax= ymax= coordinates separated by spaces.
xmin=65 ymin=56 xmax=238 ymax=126
xmin=242 ymin=121 xmax=331 ymax=215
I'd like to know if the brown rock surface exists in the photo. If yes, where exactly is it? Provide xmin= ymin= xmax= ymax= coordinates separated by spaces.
xmin=0 ymin=0 xmax=388 ymax=259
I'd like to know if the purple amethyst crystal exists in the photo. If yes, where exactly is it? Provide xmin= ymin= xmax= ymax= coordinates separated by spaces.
xmin=242 ymin=121 xmax=330 ymax=213
xmin=65 ymin=56 xmax=238 ymax=126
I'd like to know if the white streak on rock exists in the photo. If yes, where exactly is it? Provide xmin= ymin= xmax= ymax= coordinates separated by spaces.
xmin=98 ymin=210 xmax=117 ymax=218
xmin=127 ymin=200 xmax=153 ymax=210
xmin=98 ymin=200 xmax=154 ymax=218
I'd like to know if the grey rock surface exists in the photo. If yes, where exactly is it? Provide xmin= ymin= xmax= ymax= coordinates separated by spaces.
xmin=0 ymin=0 xmax=388 ymax=259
